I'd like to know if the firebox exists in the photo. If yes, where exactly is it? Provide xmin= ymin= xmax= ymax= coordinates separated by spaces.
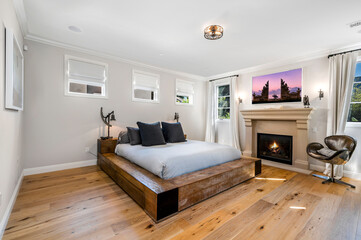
xmin=257 ymin=133 xmax=293 ymax=165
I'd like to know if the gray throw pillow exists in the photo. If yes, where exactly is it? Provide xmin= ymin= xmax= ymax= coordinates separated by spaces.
xmin=317 ymin=148 xmax=337 ymax=157
xmin=137 ymin=122 xmax=166 ymax=146
xmin=117 ymin=129 xmax=130 ymax=144
xmin=127 ymin=127 xmax=142 ymax=145
xmin=161 ymin=122 xmax=186 ymax=143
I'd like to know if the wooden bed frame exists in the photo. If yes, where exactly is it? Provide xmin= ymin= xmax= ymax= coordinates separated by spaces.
xmin=97 ymin=138 xmax=261 ymax=222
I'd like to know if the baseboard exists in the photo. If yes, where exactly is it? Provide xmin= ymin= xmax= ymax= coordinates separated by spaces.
xmin=23 ymin=159 xmax=97 ymax=176
xmin=0 ymin=170 xmax=24 ymax=239
xmin=310 ymin=164 xmax=361 ymax=180
xmin=262 ymin=160 xmax=313 ymax=175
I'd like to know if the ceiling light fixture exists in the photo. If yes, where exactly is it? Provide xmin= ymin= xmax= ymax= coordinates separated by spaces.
xmin=204 ymin=25 xmax=223 ymax=40
xmin=68 ymin=25 xmax=82 ymax=33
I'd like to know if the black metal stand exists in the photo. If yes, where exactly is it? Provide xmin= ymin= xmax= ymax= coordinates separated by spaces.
xmin=312 ymin=164 xmax=355 ymax=188
xmin=100 ymin=107 xmax=116 ymax=139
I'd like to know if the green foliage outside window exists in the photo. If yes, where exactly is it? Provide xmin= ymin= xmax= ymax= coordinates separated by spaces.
xmin=218 ymin=85 xmax=230 ymax=119
xmin=176 ymin=95 xmax=189 ymax=103
xmin=348 ymin=65 xmax=361 ymax=122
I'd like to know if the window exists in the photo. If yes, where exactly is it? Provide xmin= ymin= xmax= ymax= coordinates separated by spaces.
xmin=217 ymin=84 xmax=230 ymax=119
xmin=132 ymin=70 xmax=160 ymax=103
xmin=348 ymin=62 xmax=361 ymax=122
xmin=176 ymin=79 xmax=194 ymax=105
xmin=65 ymin=55 xmax=108 ymax=98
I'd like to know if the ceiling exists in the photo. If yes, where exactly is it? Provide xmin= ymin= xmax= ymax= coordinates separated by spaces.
xmin=20 ymin=0 xmax=361 ymax=77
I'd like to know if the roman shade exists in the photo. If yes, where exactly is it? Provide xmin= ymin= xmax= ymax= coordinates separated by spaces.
xmin=133 ymin=70 xmax=159 ymax=91
xmin=176 ymin=80 xmax=194 ymax=95
xmin=68 ymin=59 xmax=106 ymax=83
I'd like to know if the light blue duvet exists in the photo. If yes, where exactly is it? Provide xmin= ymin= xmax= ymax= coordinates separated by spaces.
xmin=115 ymin=140 xmax=242 ymax=179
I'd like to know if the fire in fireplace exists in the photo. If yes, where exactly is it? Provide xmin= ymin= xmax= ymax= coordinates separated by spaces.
xmin=257 ymin=133 xmax=293 ymax=165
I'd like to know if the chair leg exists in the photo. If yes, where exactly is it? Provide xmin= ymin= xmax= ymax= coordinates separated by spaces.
xmin=313 ymin=165 xmax=356 ymax=188
xmin=312 ymin=174 xmax=329 ymax=181
xmin=334 ymin=179 xmax=356 ymax=188
xmin=322 ymin=178 xmax=333 ymax=184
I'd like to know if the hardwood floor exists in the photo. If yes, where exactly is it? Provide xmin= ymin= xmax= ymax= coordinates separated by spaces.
xmin=3 ymin=165 xmax=361 ymax=240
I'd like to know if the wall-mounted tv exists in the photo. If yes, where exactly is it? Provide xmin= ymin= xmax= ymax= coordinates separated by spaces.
xmin=252 ymin=68 xmax=302 ymax=104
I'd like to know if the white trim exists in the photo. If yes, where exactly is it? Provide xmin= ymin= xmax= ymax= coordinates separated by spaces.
xmin=24 ymin=35 xmax=206 ymax=81
xmin=22 ymin=33 xmax=361 ymax=82
xmin=346 ymin=122 xmax=361 ymax=128
xmin=309 ymin=164 xmax=325 ymax=172
xmin=0 ymin=170 xmax=24 ymax=239
xmin=262 ymin=159 xmax=313 ymax=175
xmin=207 ymin=42 xmax=361 ymax=79
xmin=12 ymin=0 xmax=28 ymax=36
xmin=23 ymin=159 xmax=97 ymax=176
xmin=309 ymin=164 xmax=361 ymax=180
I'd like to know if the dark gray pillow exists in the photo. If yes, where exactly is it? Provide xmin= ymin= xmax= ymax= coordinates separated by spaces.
xmin=136 ymin=122 xmax=166 ymax=146
xmin=117 ymin=129 xmax=130 ymax=144
xmin=161 ymin=122 xmax=186 ymax=143
xmin=127 ymin=127 xmax=141 ymax=145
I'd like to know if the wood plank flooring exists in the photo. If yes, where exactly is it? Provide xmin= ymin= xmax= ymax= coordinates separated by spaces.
xmin=3 ymin=165 xmax=361 ymax=240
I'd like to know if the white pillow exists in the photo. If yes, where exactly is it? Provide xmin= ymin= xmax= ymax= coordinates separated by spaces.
xmin=317 ymin=148 xmax=337 ymax=157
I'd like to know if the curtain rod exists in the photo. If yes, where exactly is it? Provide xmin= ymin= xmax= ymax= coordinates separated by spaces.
xmin=209 ymin=74 xmax=239 ymax=82
xmin=328 ymin=48 xmax=361 ymax=58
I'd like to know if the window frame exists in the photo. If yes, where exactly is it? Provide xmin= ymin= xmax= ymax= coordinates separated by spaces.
xmin=347 ymin=59 xmax=361 ymax=127
xmin=175 ymin=79 xmax=194 ymax=106
xmin=64 ymin=55 xmax=108 ymax=99
xmin=132 ymin=69 xmax=160 ymax=104
xmin=215 ymin=80 xmax=231 ymax=121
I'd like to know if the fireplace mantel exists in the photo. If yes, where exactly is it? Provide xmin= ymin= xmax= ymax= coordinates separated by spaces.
xmin=240 ymin=108 xmax=313 ymax=170
xmin=240 ymin=108 xmax=313 ymax=121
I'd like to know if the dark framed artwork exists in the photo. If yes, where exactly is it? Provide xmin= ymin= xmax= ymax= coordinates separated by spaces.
xmin=252 ymin=68 xmax=302 ymax=104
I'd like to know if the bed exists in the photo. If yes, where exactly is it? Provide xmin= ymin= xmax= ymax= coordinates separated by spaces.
xmin=97 ymin=138 xmax=261 ymax=222
xmin=115 ymin=140 xmax=242 ymax=179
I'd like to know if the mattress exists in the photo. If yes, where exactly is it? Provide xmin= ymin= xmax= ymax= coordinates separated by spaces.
xmin=114 ymin=140 xmax=242 ymax=179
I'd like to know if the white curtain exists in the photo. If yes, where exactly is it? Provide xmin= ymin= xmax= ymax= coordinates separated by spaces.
xmin=229 ymin=76 xmax=241 ymax=150
xmin=205 ymin=81 xmax=216 ymax=142
xmin=325 ymin=51 xmax=359 ymax=179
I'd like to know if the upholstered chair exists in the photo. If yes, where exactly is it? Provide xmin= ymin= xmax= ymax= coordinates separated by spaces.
xmin=306 ymin=135 xmax=357 ymax=188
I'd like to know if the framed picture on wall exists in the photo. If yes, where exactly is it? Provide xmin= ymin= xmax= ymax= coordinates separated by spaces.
xmin=252 ymin=68 xmax=302 ymax=104
xmin=5 ymin=28 xmax=24 ymax=111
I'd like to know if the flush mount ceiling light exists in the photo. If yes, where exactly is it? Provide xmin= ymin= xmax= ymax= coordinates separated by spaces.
xmin=204 ymin=25 xmax=223 ymax=40
xmin=68 ymin=25 xmax=82 ymax=33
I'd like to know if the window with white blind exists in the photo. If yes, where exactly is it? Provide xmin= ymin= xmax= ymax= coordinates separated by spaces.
xmin=175 ymin=79 xmax=194 ymax=105
xmin=65 ymin=55 xmax=108 ymax=98
xmin=132 ymin=70 xmax=160 ymax=103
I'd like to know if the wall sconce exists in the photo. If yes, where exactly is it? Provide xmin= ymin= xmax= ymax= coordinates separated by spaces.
xmin=318 ymin=89 xmax=324 ymax=100
xmin=238 ymin=97 xmax=243 ymax=103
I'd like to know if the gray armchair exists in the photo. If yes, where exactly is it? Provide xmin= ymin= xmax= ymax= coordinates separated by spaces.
xmin=306 ymin=135 xmax=357 ymax=188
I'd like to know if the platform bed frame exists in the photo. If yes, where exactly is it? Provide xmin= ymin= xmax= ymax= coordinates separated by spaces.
xmin=97 ymin=138 xmax=262 ymax=222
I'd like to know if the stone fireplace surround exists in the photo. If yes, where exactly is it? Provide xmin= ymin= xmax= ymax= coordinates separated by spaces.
xmin=240 ymin=108 xmax=313 ymax=171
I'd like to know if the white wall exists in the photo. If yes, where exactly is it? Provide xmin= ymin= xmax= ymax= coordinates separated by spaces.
xmin=237 ymin=57 xmax=330 ymax=167
xmin=23 ymin=40 xmax=206 ymax=168
xmin=0 ymin=0 xmax=24 ymax=230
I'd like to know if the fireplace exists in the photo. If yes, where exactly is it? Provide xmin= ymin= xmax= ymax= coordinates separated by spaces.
xmin=257 ymin=133 xmax=293 ymax=165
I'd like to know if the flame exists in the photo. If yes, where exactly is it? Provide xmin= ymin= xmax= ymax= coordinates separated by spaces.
xmin=270 ymin=141 xmax=278 ymax=149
